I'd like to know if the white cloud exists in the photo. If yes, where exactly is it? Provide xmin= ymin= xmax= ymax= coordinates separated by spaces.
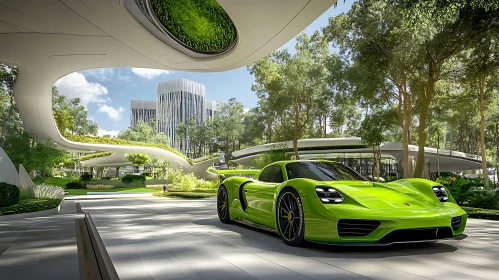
xmin=97 ymin=104 xmax=125 ymax=120
xmin=80 ymin=68 xmax=115 ymax=82
xmin=54 ymin=72 xmax=108 ymax=106
xmin=131 ymin=68 xmax=172 ymax=79
xmin=243 ymin=108 xmax=250 ymax=113
xmin=97 ymin=129 xmax=120 ymax=138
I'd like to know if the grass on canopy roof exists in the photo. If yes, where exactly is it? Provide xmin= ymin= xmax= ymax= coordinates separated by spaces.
xmin=150 ymin=0 xmax=236 ymax=53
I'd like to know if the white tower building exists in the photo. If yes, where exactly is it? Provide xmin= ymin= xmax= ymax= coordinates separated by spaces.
xmin=156 ymin=78 xmax=216 ymax=155
xmin=130 ymin=100 xmax=156 ymax=128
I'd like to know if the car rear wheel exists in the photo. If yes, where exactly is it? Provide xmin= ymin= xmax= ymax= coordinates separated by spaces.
xmin=217 ymin=186 xmax=232 ymax=223
xmin=277 ymin=188 xmax=304 ymax=246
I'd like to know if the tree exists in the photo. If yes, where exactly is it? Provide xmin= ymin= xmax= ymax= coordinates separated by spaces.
xmin=30 ymin=141 xmax=67 ymax=183
xmin=148 ymin=156 xmax=164 ymax=178
xmin=241 ymin=108 xmax=266 ymax=147
xmin=214 ymin=98 xmax=244 ymax=159
xmin=119 ymin=120 xmax=169 ymax=144
xmin=175 ymin=116 xmax=216 ymax=158
xmin=459 ymin=31 xmax=499 ymax=181
xmin=325 ymin=0 xmax=499 ymax=177
xmin=125 ymin=153 xmax=151 ymax=169
xmin=52 ymin=87 xmax=98 ymax=136
xmin=0 ymin=64 xmax=19 ymax=145
xmin=249 ymin=32 xmax=330 ymax=159
xmin=54 ymin=109 xmax=76 ymax=134
xmin=357 ymin=109 xmax=398 ymax=181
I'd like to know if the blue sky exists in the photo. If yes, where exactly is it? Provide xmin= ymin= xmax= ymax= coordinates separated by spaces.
xmin=54 ymin=2 xmax=352 ymax=136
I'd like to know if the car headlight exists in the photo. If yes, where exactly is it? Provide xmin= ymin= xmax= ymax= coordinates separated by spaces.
xmin=432 ymin=186 xmax=449 ymax=202
xmin=315 ymin=187 xmax=344 ymax=203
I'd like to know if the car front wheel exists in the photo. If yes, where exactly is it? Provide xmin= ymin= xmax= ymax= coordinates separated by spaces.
xmin=276 ymin=188 xmax=305 ymax=246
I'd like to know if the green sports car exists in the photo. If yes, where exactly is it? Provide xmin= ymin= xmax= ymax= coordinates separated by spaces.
xmin=217 ymin=160 xmax=467 ymax=246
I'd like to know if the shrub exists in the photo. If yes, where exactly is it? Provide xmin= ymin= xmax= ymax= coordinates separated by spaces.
xmin=86 ymin=185 xmax=114 ymax=190
xmin=101 ymin=177 xmax=112 ymax=180
xmin=0 ymin=183 xmax=20 ymax=207
xmin=122 ymin=174 xmax=146 ymax=184
xmin=80 ymin=173 xmax=93 ymax=181
xmin=145 ymin=178 xmax=170 ymax=185
xmin=64 ymin=134 xmax=191 ymax=164
xmin=167 ymin=169 xmax=219 ymax=192
xmin=463 ymin=206 xmax=499 ymax=220
xmin=86 ymin=180 xmax=130 ymax=188
xmin=154 ymin=192 xmax=216 ymax=199
xmin=66 ymin=181 xmax=85 ymax=189
xmin=467 ymin=191 xmax=499 ymax=209
xmin=32 ymin=184 xmax=65 ymax=199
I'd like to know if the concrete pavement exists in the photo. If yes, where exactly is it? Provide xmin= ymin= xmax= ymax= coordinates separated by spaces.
xmin=79 ymin=198 xmax=499 ymax=280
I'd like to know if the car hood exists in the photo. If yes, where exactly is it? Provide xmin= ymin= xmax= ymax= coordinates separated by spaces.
xmin=322 ymin=180 xmax=442 ymax=210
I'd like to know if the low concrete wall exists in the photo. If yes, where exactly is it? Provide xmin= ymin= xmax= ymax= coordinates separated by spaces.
xmin=0 ymin=200 xmax=63 ymax=221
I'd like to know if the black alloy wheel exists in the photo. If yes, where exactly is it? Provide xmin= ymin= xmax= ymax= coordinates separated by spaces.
xmin=277 ymin=188 xmax=305 ymax=246
xmin=217 ymin=186 xmax=232 ymax=223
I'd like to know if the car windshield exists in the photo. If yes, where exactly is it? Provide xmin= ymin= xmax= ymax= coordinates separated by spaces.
xmin=286 ymin=161 xmax=367 ymax=181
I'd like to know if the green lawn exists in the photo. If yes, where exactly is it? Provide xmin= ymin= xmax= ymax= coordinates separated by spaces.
xmin=33 ymin=176 xmax=79 ymax=188
xmin=66 ymin=186 xmax=162 ymax=195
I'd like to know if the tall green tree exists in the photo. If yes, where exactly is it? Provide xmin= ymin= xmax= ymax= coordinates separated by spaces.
xmin=125 ymin=153 xmax=151 ymax=169
xmin=249 ymin=32 xmax=330 ymax=159
xmin=214 ymin=98 xmax=244 ymax=160
xmin=52 ymin=87 xmax=98 ymax=136
xmin=119 ymin=120 xmax=170 ymax=144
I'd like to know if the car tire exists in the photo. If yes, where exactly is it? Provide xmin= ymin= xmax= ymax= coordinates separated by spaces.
xmin=276 ymin=188 xmax=305 ymax=246
xmin=217 ymin=185 xmax=232 ymax=224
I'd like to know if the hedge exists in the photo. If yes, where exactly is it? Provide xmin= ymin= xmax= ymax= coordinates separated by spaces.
xmin=0 ymin=182 xmax=20 ymax=207
xmin=153 ymin=192 xmax=216 ymax=199
xmin=64 ymin=134 xmax=191 ymax=164
xmin=122 ymin=174 xmax=146 ymax=184
xmin=149 ymin=0 xmax=237 ymax=53
xmin=463 ymin=207 xmax=499 ymax=221
xmin=0 ymin=199 xmax=61 ymax=216
xmin=66 ymin=181 xmax=85 ymax=189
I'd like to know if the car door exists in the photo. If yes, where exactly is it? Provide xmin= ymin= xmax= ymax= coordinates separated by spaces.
xmin=244 ymin=164 xmax=284 ymax=226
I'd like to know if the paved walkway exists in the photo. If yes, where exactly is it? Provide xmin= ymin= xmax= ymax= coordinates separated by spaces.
xmin=0 ymin=201 xmax=82 ymax=279
xmin=80 ymin=198 xmax=499 ymax=280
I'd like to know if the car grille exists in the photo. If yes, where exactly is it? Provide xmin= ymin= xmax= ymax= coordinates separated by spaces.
xmin=337 ymin=219 xmax=381 ymax=237
xmin=451 ymin=216 xmax=462 ymax=231
xmin=379 ymin=227 xmax=452 ymax=243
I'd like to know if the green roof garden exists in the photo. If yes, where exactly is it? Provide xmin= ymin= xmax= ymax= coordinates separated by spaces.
xmin=149 ymin=0 xmax=237 ymax=54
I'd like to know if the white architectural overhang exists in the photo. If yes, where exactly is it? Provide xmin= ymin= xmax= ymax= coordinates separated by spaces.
xmin=231 ymin=138 xmax=487 ymax=172
xmin=0 ymin=0 xmax=337 ymax=178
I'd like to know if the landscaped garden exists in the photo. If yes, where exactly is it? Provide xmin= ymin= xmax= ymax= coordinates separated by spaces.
xmin=436 ymin=175 xmax=499 ymax=220
xmin=0 ymin=182 xmax=64 ymax=216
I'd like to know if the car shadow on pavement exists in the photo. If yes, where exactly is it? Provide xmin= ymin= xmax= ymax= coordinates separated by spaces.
xmin=193 ymin=217 xmax=458 ymax=258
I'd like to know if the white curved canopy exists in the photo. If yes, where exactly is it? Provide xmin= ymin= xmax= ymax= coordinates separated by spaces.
xmin=0 ymin=0 xmax=337 ymax=176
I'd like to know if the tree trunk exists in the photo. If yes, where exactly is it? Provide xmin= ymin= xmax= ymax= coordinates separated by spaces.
xmin=414 ymin=97 xmax=431 ymax=177
xmin=372 ymin=146 xmax=376 ymax=182
xmin=479 ymin=76 xmax=488 ymax=183
xmin=402 ymin=109 xmax=411 ymax=178
xmin=115 ymin=166 xmax=120 ymax=179
xmin=415 ymin=70 xmax=436 ymax=177
xmin=293 ymin=102 xmax=300 ymax=160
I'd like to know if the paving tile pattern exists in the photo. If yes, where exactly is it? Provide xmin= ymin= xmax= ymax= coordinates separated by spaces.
xmin=0 ymin=214 xmax=81 ymax=279
xmin=80 ymin=198 xmax=499 ymax=280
